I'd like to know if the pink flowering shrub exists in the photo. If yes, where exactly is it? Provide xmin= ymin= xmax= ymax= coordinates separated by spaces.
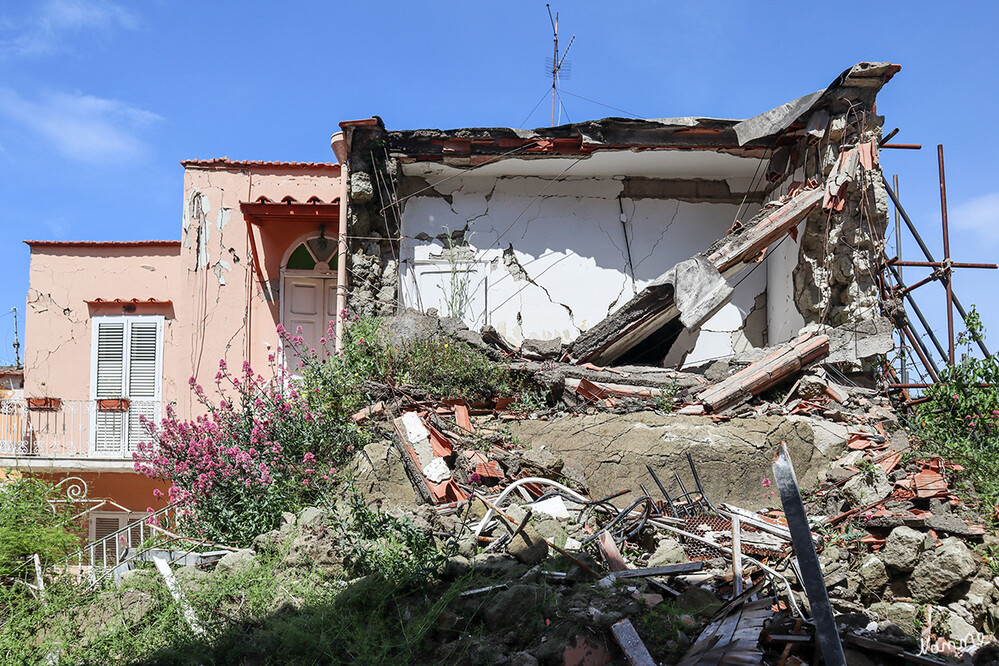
xmin=133 ymin=359 xmax=366 ymax=545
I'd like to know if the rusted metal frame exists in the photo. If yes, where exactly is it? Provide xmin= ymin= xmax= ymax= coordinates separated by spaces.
xmin=901 ymin=323 xmax=941 ymax=383
xmin=938 ymin=145 xmax=956 ymax=365
xmin=888 ymin=260 xmax=998 ymax=269
xmin=883 ymin=177 xmax=992 ymax=358
xmin=886 ymin=264 xmax=949 ymax=364
xmin=771 ymin=443 xmax=846 ymax=666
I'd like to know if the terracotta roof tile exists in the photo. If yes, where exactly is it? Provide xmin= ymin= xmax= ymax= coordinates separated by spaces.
xmin=24 ymin=240 xmax=181 ymax=248
xmin=181 ymin=158 xmax=340 ymax=171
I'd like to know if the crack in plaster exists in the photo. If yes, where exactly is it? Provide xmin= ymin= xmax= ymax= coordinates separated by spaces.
xmin=501 ymin=244 xmax=575 ymax=328
xmin=632 ymin=199 xmax=680 ymax=274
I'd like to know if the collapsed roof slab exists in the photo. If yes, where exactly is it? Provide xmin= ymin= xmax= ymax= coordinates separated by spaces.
xmin=569 ymin=186 xmax=824 ymax=365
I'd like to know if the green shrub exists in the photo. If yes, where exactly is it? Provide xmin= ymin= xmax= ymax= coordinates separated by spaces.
xmin=914 ymin=308 xmax=999 ymax=504
xmin=0 ymin=471 xmax=80 ymax=578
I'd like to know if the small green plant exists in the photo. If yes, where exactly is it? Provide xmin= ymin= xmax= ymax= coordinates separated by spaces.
xmin=973 ymin=542 xmax=999 ymax=578
xmin=512 ymin=388 xmax=548 ymax=413
xmin=854 ymin=459 xmax=879 ymax=484
xmin=652 ymin=382 xmax=681 ymax=412
xmin=332 ymin=488 xmax=448 ymax=585
xmin=441 ymin=227 xmax=475 ymax=320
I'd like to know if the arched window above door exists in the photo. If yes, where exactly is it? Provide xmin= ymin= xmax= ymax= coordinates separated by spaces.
xmin=284 ymin=236 xmax=338 ymax=273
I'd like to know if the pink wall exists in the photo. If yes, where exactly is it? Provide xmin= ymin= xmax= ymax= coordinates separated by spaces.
xmin=174 ymin=163 xmax=341 ymax=419
xmin=24 ymin=243 xmax=181 ymax=404
xmin=24 ymin=162 xmax=342 ymax=423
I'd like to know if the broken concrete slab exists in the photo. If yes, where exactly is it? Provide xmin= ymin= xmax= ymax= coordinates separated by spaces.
xmin=505 ymin=411 xmax=835 ymax=510
xmin=696 ymin=333 xmax=829 ymax=413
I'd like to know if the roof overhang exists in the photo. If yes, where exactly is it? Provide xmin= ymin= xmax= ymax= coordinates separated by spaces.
xmin=240 ymin=198 xmax=341 ymax=226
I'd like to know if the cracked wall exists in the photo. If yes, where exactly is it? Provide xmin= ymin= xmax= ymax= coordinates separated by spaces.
xmin=24 ymin=246 xmax=180 ymax=403
xmin=395 ymin=172 xmax=766 ymax=361
xmin=179 ymin=165 xmax=342 ymax=418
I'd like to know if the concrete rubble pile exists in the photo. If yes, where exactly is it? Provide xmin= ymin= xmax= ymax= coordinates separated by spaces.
xmin=329 ymin=309 xmax=999 ymax=664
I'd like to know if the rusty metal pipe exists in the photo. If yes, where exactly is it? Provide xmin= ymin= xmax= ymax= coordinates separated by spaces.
xmin=884 ymin=179 xmax=991 ymax=357
xmin=939 ymin=145 xmax=955 ymax=365
xmin=887 ymin=263 xmax=949 ymax=364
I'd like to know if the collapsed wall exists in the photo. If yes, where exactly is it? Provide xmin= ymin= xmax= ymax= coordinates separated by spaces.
xmin=339 ymin=63 xmax=899 ymax=369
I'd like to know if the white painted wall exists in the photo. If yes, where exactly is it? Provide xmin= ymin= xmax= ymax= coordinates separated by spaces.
xmin=398 ymin=167 xmax=770 ymax=366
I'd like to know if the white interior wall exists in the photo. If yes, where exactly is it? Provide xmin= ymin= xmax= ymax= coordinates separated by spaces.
xmin=399 ymin=171 xmax=768 ymax=366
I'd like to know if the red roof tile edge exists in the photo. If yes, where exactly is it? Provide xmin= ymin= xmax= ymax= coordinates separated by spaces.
xmin=180 ymin=158 xmax=341 ymax=170
xmin=25 ymin=240 xmax=181 ymax=248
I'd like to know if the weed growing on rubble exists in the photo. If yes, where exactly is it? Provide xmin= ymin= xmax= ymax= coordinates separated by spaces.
xmin=914 ymin=308 xmax=999 ymax=505
xmin=288 ymin=313 xmax=514 ymax=402
xmin=652 ymin=382 xmax=681 ymax=413
xmin=379 ymin=333 xmax=513 ymax=400
xmin=333 ymin=488 xmax=448 ymax=584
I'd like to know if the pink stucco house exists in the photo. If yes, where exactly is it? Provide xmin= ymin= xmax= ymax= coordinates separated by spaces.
xmin=3 ymin=156 xmax=348 ymax=533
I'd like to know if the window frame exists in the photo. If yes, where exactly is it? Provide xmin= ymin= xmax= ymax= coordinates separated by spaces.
xmin=88 ymin=315 xmax=165 ymax=457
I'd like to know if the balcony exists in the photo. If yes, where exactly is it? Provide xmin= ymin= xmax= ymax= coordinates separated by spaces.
xmin=0 ymin=399 xmax=163 ymax=470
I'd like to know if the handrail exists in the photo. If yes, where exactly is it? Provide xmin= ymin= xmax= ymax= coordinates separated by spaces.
xmin=46 ymin=500 xmax=183 ymax=583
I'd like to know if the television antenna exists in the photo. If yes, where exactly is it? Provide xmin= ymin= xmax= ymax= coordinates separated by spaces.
xmin=546 ymin=4 xmax=574 ymax=127
xmin=12 ymin=307 xmax=20 ymax=368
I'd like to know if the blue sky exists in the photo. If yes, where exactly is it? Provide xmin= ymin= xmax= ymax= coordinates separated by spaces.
xmin=1 ymin=1 xmax=997 ymax=377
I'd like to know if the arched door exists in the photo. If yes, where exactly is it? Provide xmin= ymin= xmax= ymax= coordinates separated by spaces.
xmin=281 ymin=235 xmax=338 ymax=365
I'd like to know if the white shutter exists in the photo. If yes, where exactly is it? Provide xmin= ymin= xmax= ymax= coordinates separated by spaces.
xmin=92 ymin=515 xmax=125 ymax=566
xmin=95 ymin=322 xmax=125 ymax=399
xmin=126 ymin=320 xmax=161 ymax=451
xmin=91 ymin=316 xmax=163 ymax=456
xmin=94 ymin=321 xmax=126 ymax=454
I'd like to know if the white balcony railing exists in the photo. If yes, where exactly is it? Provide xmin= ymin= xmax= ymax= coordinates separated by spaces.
xmin=0 ymin=399 xmax=162 ymax=460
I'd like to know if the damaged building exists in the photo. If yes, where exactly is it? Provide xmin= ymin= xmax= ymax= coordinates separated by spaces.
xmin=2 ymin=62 xmax=898 ymax=531
xmin=339 ymin=61 xmax=897 ymax=369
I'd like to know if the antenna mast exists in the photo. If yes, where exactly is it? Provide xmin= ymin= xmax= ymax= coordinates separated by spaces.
xmin=546 ymin=4 xmax=574 ymax=127
xmin=12 ymin=307 xmax=20 ymax=368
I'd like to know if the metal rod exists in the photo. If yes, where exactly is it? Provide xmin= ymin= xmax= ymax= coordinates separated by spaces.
xmin=883 ymin=179 xmax=936 ymax=265
xmin=886 ymin=264 xmax=950 ymax=364
xmin=673 ymin=473 xmax=694 ymax=516
xmin=894 ymin=174 xmax=907 ymax=386
xmin=731 ymin=517 xmax=743 ymax=596
xmin=772 ymin=443 xmax=846 ymax=666
xmin=879 ymin=128 xmax=900 ymax=146
xmin=938 ymin=144 xmax=955 ymax=365
xmin=898 ymin=272 xmax=943 ymax=297
xmin=889 ymin=260 xmax=998 ymax=269
xmin=645 ymin=464 xmax=680 ymax=518
xmin=902 ymin=323 xmax=941 ymax=382
xmin=880 ymin=143 xmax=922 ymax=150
xmin=686 ymin=453 xmax=718 ymax=515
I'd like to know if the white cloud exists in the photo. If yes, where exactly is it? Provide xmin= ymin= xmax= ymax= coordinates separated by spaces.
xmin=0 ymin=0 xmax=137 ymax=59
xmin=0 ymin=87 xmax=162 ymax=164
xmin=953 ymin=192 xmax=999 ymax=243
